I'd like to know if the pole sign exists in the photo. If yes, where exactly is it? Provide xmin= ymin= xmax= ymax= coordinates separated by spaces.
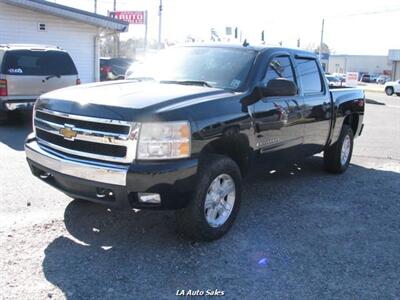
xmin=109 ymin=11 xmax=145 ymax=24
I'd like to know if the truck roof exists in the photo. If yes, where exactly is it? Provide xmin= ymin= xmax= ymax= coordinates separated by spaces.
xmin=178 ymin=43 xmax=317 ymax=58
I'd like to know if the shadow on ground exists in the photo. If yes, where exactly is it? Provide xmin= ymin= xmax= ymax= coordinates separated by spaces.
xmin=42 ymin=157 xmax=400 ymax=299
xmin=0 ymin=112 xmax=32 ymax=151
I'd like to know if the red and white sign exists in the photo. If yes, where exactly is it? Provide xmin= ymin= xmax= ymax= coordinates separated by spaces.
xmin=109 ymin=11 xmax=145 ymax=24
xmin=345 ymin=72 xmax=359 ymax=87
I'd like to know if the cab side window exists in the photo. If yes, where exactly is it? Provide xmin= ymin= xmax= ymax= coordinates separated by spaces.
xmin=295 ymin=58 xmax=323 ymax=94
xmin=262 ymin=56 xmax=295 ymax=87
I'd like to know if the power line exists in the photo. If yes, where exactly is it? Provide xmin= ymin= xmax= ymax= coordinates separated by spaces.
xmin=329 ymin=6 xmax=400 ymax=18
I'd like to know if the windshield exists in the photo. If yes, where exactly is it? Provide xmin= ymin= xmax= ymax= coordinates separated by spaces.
xmin=127 ymin=47 xmax=257 ymax=90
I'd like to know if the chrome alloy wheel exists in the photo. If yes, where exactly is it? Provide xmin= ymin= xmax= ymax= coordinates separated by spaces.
xmin=341 ymin=134 xmax=351 ymax=165
xmin=204 ymin=174 xmax=236 ymax=228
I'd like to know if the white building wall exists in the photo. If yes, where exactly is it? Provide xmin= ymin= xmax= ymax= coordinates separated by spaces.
xmin=393 ymin=61 xmax=400 ymax=80
xmin=0 ymin=3 xmax=99 ymax=83
xmin=388 ymin=50 xmax=400 ymax=80
xmin=328 ymin=55 xmax=392 ymax=75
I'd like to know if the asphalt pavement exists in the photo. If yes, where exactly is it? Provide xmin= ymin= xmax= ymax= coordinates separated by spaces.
xmin=0 ymin=92 xmax=399 ymax=299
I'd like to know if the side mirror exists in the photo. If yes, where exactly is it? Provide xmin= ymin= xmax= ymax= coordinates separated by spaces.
xmin=261 ymin=78 xmax=297 ymax=97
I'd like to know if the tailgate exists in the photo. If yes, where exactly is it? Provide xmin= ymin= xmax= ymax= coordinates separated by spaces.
xmin=5 ymin=74 xmax=46 ymax=98
xmin=43 ymin=74 xmax=77 ymax=92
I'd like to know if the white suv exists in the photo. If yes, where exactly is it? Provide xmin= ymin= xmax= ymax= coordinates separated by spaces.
xmin=0 ymin=44 xmax=80 ymax=124
xmin=384 ymin=79 xmax=400 ymax=96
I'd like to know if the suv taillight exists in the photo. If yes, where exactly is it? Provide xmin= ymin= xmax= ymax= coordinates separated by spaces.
xmin=101 ymin=66 xmax=111 ymax=74
xmin=76 ymin=78 xmax=81 ymax=85
xmin=0 ymin=79 xmax=7 ymax=96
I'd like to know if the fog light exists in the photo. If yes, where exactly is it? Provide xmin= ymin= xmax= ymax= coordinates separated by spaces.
xmin=138 ymin=193 xmax=161 ymax=204
xmin=96 ymin=188 xmax=114 ymax=199
xmin=5 ymin=103 xmax=17 ymax=110
xmin=39 ymin=172 xmax=52 ymax=179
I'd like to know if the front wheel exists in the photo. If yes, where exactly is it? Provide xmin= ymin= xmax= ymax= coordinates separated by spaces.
xmin=323 ymin=125 xmax=354 ymax=174
xmin=385 ymin=87 xmax=394 ymax=96
xmin=396 ymin=93 xmax=400 ymax=97
xmin=176 ymin=155 xmax=242 ymax=241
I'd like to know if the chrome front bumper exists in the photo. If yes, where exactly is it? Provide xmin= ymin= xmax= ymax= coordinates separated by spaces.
xmin=25 ymin=139 xmax=129 ymax=186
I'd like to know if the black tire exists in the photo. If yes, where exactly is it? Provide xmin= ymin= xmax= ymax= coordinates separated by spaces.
xmin=385 ymin=86 xmax=394 ymax=96
xmin=323 ymin=124 xmax=354 ymax=174
xmin=396 ymin=93 xmax=400 ymax=97
xmin=176 ymin=154 xmax=242 ymax=241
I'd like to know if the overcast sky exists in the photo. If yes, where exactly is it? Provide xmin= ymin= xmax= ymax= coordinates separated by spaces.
xmin=53 ymin=0 xmax=400 ymax=55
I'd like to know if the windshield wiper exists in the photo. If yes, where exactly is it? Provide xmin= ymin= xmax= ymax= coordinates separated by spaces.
xmin=127 ymin=76 xmax=155 ymax=82
xmin=45 ymin=74 xmax=61 ymax=80
xmin=160 ymin=80 xmax=213 ymax=88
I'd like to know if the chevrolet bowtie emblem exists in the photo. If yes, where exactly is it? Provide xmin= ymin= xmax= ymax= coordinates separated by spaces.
xmin=59 ymin=124 xmax=77 ymax=140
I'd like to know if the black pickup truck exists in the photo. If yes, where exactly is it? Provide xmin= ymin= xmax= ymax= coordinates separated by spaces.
xmin=25 ymin=44 xmax=365 ymax=240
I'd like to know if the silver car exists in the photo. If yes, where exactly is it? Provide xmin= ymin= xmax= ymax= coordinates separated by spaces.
xmin=0 ymin=44 xmax=79 ymax=124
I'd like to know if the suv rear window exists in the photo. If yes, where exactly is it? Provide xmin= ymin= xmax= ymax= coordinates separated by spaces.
xmin=1 ymin=50 xmax=77 ymax=76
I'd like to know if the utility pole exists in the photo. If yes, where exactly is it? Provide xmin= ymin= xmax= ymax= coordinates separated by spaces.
xmin=158 ymin=0 xmax=163 ymax=48
xmin=319 ymin=18 xmax=325 ymax=60
xmin=144 ymin=10 xmax=148 ymax=51
xmin=113 ymin=0 xmax=119 ymax=57
xmin=94 ymin=0 xmax=97 ymax=13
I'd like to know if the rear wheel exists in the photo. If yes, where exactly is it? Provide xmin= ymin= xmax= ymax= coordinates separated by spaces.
xmin=385 ymin=87 xmax=394 ymax=96
xmin=176 ymin=155 xmax=242 ymax=241
xmin=323 ymin=125 xmax=354 ymax=174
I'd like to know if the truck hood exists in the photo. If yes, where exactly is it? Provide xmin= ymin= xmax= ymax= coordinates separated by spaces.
xmin=39 ymin=80 xmax=231 ymax=110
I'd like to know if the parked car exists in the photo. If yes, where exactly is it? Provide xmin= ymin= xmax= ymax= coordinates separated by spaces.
xmin=360 ymin=74 xmax=376 ymax=83
xmin=384 ymin=79 xmax=400 ymax=96
xmin=325 ymin=75 xmax=342 ymax=87
xmin=25 ymin=45 xmax=365 ymax=240
xmin=100 ymin=57 xmax=134 ymax=81
xmin=331 ymin=73 xmax=345 ymax=83
xmin=376 ymin=75 xmax=391 ymax=84
xmin=0 ymin=44 xmax=79 ymax=124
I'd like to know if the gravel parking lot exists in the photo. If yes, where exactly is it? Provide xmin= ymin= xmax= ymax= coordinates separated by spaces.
xmin=1 ymin=92 xmax=399 ymax=299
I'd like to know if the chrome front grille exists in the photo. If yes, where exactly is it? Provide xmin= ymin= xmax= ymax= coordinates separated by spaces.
xmin=34 ymin=108 xmax=139 ymax=163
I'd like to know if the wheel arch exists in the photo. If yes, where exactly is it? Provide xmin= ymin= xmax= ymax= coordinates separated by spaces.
xmin=343 ymin=113 xmax=359 ymax=136
xmin=199 ymin=132 xmax=252 ymax=177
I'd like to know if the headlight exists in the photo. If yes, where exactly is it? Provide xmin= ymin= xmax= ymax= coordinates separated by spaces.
xmin=32 ymin=99 xmax=38 ymax=135
xmin=137 ymin=121 xmax=191 ymax=160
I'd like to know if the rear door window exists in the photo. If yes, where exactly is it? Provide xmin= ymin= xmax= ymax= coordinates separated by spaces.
xmin=295 ymin=58 xmax=323 ymax=94
xmin=2 ymin=50 xmax=77 ymax=76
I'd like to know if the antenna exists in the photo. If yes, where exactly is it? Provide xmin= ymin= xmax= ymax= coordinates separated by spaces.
xmin=243 ymin=39 xmax=249 ymax=47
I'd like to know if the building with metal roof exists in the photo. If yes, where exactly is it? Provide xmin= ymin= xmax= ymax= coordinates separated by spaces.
xmin=0 ymin=0 xmax=129 ymax=82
